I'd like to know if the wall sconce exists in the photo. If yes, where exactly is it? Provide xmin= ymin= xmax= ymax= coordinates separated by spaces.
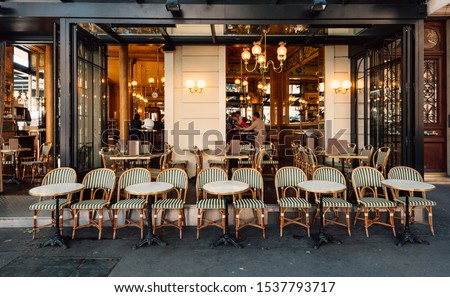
xmin=186 ymin=79 xmax=206 ymax=93
xmin=331 ymin=79 xmax=352 ymax=94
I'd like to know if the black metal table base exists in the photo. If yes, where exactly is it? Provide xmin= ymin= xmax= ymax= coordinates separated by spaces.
xmin=134 ymin=233 xmax=166 ymax=249
xmin=396 ymin=194 xmax=428 ymax=247
xmin=40 ymin=234 xmax=67 ymax=249
xmin=5 ymin=176 xmax=21 ymax=184
xmin=211 ymin=195 xmax=242 ymax=248
xmin=134 ymin=201 xmax=166 ymax=249
xmin=312 ymin=194 xmax=342 ymax=249
xmin=396 ymin=231 xmax=429 ymax=247
xmin=40 ymin=196 xmax=67 ymax=249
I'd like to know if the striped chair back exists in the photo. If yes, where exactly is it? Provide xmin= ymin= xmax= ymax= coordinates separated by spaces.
xmin=39 ymin=142 xmax=52 ymax=161
xmin=274 ymin=166 xmax=307 ymax=200
xmin=313 ymin=166 xmax=346 ymax=186
xmin=195 ymin=167 xmax=227 ymax=202
xmin=232 ymin=168 xmax=264 ymax=201
xmin=193 ymin=146 xmax=203 ymax=175
xmin=351 ymin=166 xmax=385 ymax=200
xmin=156 ymin=168 xmax=188 ymax=202
xmin=347 ymin=143 xmax=357 ymax=154
xmin=372 ymin=146 xmax=391 ymax=176
xmin=81 ymin=168 xmax=116 ymax=202
xmin=359 ymin=144 xmax=374 ymax=166
xmin=387 ymin=166 xmax=423 ymax=182
xmin=140 ymin=141 xmax=153 ymax=155
xmin=42 ymin=167 xmax=77 ymax=185
xmin=116 ymin=168 xmax=152 ymax=201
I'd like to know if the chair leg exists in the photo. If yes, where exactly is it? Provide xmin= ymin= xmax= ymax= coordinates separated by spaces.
xmin=72 ymin=210 xmax=79 ymax=239
xmin=235 ymin=209 xmax=240 ymax=240
xmin=59 ymin=208 xmax=64 ymax=236
xmin=139 ymin=210 xmax=144 ymax=239
xmin=98 ymin=209 xmax=103 ymax=240
xmin=153 ymin=210 xmax=158 ymax=235
xmin=178 ymin=210 xmax=183 ymax=239
xmin=305 ymin=209 xmax=310 ymax=238
xmin=364 ymin=209 xmax=369 ymax=237
xmin=32 ymin=210 xmax=38 ymax=240
xmin=113 ymin=210 xmax=118 ymax=239
xmin=279 ymin=207 xmax=285 ymax=237
xmin=427 ymin=206 xmax=435 ymax=236
xmin=389 ymin=209 xmax=396 ymax=237
xmin=221 ymin=210 xmax=226 ymax=234
xmin=261 ymin=208 xmax=266 ymax=239
xmin=196 ymin=209 xmax=202 ymax=239
xmin=345 ymin=209 xmax=351 ymax=236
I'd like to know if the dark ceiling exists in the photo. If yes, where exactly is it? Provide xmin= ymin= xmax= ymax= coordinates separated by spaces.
xmin=0 ymin=0 xmax=427 ymax=47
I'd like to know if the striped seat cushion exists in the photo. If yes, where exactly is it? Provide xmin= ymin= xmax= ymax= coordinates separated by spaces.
xmin=360 ymin=197 xmax=396 ymax=208
xmin=29 ymin=198 xmax=70 ymax=211
xmin=279 ymin=197 xmax=311 ymax=208
xmin=111 ymin=198 xmax=146 ymax=210
xmin=235 ymin=199 xmax=265 ymax=209
xmin=321 ymin=197 xmax=352 ymax=208
xmin=71 ymin=199 xmax=109 ymax=210
xmin=197 ymin=198 xmax=225 ymax=209
xmin=397 ymin=196 xmax=436 ymax=207
xmin=153 ymin=198 xmax=184 ymax=209
xmin=22 ymin=160 xmax=47 ymax=166
xmin=237 ymin=160 xmax=252 ymax=164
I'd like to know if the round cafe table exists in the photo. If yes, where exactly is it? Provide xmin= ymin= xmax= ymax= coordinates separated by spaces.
xmin=1 ymin=147 xmax=31 ymax=184
xmin=29 ymin=182 xmax=85 ymax=249
xmin=382 ymin=179 xmax=435 ymax=246
xmin=203 ymin=180 xmax=249 ymax=248
xmin=125 ymin=182 xmax=174 ymax=248
xmin=298 ymin=180 xmax=346 ymax=249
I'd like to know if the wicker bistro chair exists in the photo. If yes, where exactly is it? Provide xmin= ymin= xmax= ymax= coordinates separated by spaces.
xmin=28 ymin=167 xmax=77 ymax=240
xmin=192 ymin=146 xmax=204 ymax=176
xmin=259 ymin=142 xmax=279 ymax=174
xmin=358 ymin=144 xmax=374 ymax=166
xmin=232 ymin=168 xmax=266 ymax=239
xmin=195 ymin=167 xmax=228 ymax=239
xmin=71 ymin=168 xmax=116 ymax=240
xmin=237 ymin=141 xmax=255 ymax=168
xmin=387 ymin=166 xmax=436 ymax=235
xmin=111 ymin=168 xmax=152 ymax=239
xmin=371 ymin=146 xmax=391 ymax=177
xmin=149 ymin=148 xmax=172 ymax=180
xmin=153 ymin=168 xmax=188 ymax=239
xmin=351 ymin=166 xmax=397 ymax=237
xmin=275 ymin=166 xmax=311 ymax=237
xmin=21 ymin=142 xmax=52 ymax=184
xmin=312 ymin=166 xmax=353 ymax=236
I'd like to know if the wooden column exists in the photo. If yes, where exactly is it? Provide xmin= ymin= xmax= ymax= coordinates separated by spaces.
xmin=45 ymin=45 xmax=54 ymax=144
xmin=119 ymin=45 xmax=129 ymax=140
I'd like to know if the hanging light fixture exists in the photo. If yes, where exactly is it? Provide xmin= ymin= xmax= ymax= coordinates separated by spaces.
xmin=148 ymin=46 xmax=165 ymax=99
xmin=235 ymin=59 xmax=251 ymax=108
xmin=241 ymin=28 xmax=287 ymax=75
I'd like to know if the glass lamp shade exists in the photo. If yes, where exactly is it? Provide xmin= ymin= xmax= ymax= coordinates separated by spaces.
xmin=196 ymin=80 xmax=206 ymax=89
xmin=257 ymin=53 xmax=266 ymax=65
xmin=277 ymin=42 xmax=287 ymax=61
xmin=251 ymin=42 xmax=262 ymax=56
xmin=241 ymin=48 xmax=251 ymax=61
xmin=331 ymin=80 xmax=341 ymax=90
xmin=234 ymin=78 xmax=241 ymax=85
xmin=148 ymin=77 xmax=155 ymax=84
xmin=185 ymin=79 xmax=195 ymax=89
xmin=342 ymin=80 xmax=352 ymax=90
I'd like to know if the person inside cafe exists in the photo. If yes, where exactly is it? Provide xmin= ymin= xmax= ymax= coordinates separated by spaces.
xmin=241 ymin=111 xmax=266 ymax=148
xmin=142 ymin=114 xmax=155 ymax=130
xmin=129 ymin=113 xmax=143 ymax=140
xmin=239 ymin=117 xmax=249 ymax=128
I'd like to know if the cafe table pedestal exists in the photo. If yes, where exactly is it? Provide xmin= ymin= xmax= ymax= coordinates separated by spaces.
xmin=125 ymin=182 xmax=173 ymax=249
xmin=202 ymin=180 xmax=249 ymax=248
xmin=29 ymin=183 xmax=85 ymax=249
xmin=381 ymin=179 xmax=435 ymax=247
xmin=298 ymin=180 xmax=346 ymax=249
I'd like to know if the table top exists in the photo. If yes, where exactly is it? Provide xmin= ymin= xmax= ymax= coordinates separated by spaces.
xmin=203 ymin=180 xmax=249 ymax=195
xmin=298 ymin=180 xmax=346 ymax=194
xmin=110 ymin=153 xmax=161 ymax=161
xmin=381 ymin=179 xmax=436 ymax=192
xmin=326 ymin=153 xmax=368 ymax=160
xmin=125 ymin=182 xmax=174 ymax=196
xmin=29 ymin=182 xmax=85 ymax=197
xmin=1 ymin=148 xmax=31 ymax=154
xmin=222 ymin=154 xmax=250 ymax=160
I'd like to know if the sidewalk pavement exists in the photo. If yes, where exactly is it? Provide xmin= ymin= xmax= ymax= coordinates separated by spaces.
xmin=0 ymin=183 xmax=449 ymax=277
